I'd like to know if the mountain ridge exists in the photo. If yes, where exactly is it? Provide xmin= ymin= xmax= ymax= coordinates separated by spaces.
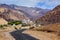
xmin=0 ymin=4 xmax=49 ymax=21
xmin=36 ymin=5 xmax=60 ymax=25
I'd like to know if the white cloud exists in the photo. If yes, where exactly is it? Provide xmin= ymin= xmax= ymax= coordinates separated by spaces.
xmin=0 ymin=0 xmax=40 ymax=7
xmin=0 ymin=0 xmax=60 ymax=9
xmin=18 ymin=0 xmax=40 ymax=7
xmin=36 ymin=0 xmax=60 ymax=9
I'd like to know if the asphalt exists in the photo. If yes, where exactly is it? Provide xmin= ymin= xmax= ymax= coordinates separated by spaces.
xmin=10 ymin=29 xmax=39 ymax=40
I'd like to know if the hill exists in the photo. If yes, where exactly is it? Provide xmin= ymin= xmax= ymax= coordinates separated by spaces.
xmin=0 ymin=4 xmax=30 ymax=21
xmin=0 ymin=4 xmax=49 ymax=21
xmin=0 ymin=18 xmax=8 ymax=25
xmin=36 ymin=5 xmax=60 ymax=25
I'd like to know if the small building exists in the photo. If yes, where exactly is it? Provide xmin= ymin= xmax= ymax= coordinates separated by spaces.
xmin=22 ymin=19 xmax=33 ymax=24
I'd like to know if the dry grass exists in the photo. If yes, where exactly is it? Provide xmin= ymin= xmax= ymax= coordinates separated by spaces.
xmin=32 ymin=23 xmax=60 ymax=35
xmin=42 ymin=23 xmax=60 ymax=32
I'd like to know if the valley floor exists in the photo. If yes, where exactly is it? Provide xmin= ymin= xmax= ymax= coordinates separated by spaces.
xmin=0 ymin=28 xmax=60 ymax=40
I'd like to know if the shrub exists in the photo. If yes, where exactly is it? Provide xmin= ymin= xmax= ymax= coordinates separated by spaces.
xmin=22 ymin=23 xmax=30 ymax=27
xmin=8 ymin=21 xmax=22 ymax=25
xmin=14 ymin=26 xmax=18 ymax=30
xmin=3 ymin=25 xmax=8 ymax=27
xmin=0 ymin=25 xmax=3 ymax=28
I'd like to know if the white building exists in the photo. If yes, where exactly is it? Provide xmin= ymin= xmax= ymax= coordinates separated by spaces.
xmin=22 ymin=19 xmax=33 ymax=24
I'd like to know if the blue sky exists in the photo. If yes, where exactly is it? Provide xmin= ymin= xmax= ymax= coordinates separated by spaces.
xmin=0 ymin=0 xmax=60 ymax=9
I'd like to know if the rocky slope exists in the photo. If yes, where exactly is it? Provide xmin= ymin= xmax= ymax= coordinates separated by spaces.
xmin=0 ymin=18 xmax=8 ymax=25
xmin=5 ymin=4 xmax=49 ymax=20
xmin=14 ymin=6 xmax=49 ymax=20
xmin=36 ymin=5 xmax=60 ymax=25
xmin=0 ymin=4 xmax=49 ymax=22
xmin=0 ymin=4 xmax=29 ymax=21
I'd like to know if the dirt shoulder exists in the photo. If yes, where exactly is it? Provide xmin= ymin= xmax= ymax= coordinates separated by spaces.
xmin=22 ymin=30 xmax=60 ymax=40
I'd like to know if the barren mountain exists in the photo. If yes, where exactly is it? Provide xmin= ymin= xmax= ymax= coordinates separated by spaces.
xmin=0 ymin=4 xmax=49 ymax=21
xmin=9 ymin=4 xmax=49 ymax=20
xmin=0 ymin=4 xmax=29 ymax=21
xmin=36 ymin=5 xmax=60 ymax=25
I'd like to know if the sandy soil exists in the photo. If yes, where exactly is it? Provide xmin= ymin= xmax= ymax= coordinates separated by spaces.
xmin=0 ymin=28 xmax=60 ymax=40
xmin=0 ymin=31 xmax=15 ymax=40
xmin=23 ymin=30 xmax=60 ymax=40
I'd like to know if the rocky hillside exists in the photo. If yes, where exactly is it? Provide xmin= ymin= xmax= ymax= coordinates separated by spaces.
xmin=36 ymin=5 xmax=60 ymax=25
xmin=15 ymin=6 xmax=49 ymax=20
xmin=0 ymin=4 xmax=29 ymax=21
xmin=7 ymin=4 xmax=49 ymax=20
xmin=0 ymin=4 xmax=49 ymax=21
xmin=0 ymin=18 xmax=8 ymax=25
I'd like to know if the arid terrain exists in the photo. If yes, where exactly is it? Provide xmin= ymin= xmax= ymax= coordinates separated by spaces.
xmin=0 ymin=4 xmax=60 ymax=40
xmin=0 ymin=25 xmax=60 ymax=40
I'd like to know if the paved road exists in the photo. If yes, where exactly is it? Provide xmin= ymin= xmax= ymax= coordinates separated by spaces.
xmin=10 ymin=29 xmax=39 ymax=40
xmin=10 ymin=29 xmax=27 ymax=40
xmin=2 ymin=29 xmax=59 ymax=40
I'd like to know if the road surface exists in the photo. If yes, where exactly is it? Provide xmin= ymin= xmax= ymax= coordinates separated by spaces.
xmin=0 ymin=29 xmax=59 ymax=40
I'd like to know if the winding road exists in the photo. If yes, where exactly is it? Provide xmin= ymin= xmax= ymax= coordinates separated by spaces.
xmin=0 ymin=29 xmax=59 ymax=40
xmin=10 ymin=29 xmax=59 ymax=40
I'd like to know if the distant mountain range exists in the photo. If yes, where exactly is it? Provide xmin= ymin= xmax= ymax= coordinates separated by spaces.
xmin=12 ymin=5 xmax=49 ymax=20
xmin=36 ymin=5 xmax=60 ymax=25
xmin=0 ymin=4 xmax=49 ymax=22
